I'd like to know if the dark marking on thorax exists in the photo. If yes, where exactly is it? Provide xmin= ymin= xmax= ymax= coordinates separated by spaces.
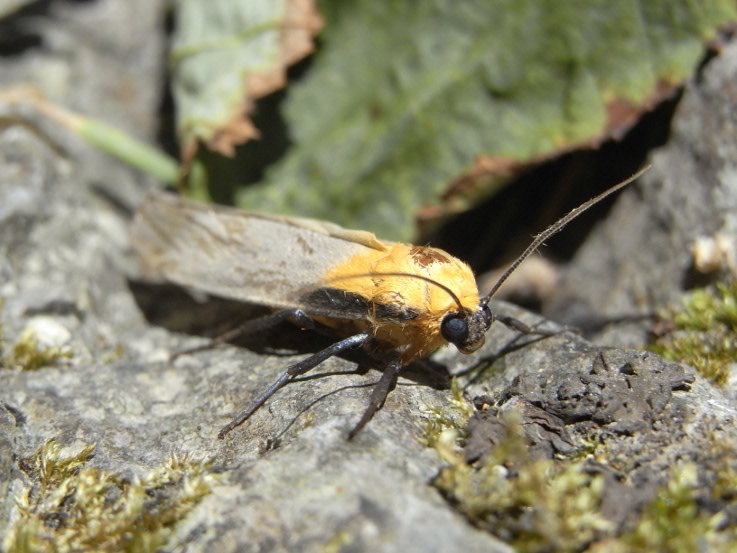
xmin=410 ymin=246 xmax=450 ymax=267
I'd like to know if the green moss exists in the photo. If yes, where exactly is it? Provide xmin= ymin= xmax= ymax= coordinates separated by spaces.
xmin=433 ymin=419 xmax=611 ymax=552
xmin=617 ymin=461 xmax=737 ymax=553
xmin=0 ymin=298 xmax=72 ymax=370
xmin=2 ymin=328 xmax=73 ymax=371
xmin=651 ymin=281 xmax=737 ymax=386
xmin=4 ymin=439 xmax=216 ymax=553
xmin=672 ymin=282 xmax=737 ymax=332
xmin=419 ymin=378 xmax=474 ymax=448
xmin=432 ymin=417 xmax=737 ymax=552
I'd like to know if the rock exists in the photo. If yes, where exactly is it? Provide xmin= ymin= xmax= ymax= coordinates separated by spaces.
xmin=2 ymin=3 xmax=737 ymax=551
xmin=547 ymin=40 xmax=737 ymax=347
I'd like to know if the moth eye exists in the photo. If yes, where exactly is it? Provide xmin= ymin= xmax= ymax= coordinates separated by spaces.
xmin=440 ymin=314 xmax=469 ymax=345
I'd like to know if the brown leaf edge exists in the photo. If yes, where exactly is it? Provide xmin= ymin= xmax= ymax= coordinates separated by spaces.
xmin=415 ymin=78 xmax=679 ymax=234
xmin=181 ymin=0 xmax=323 ymax=167
xmin=420 ymin=27 xmax=737 ymax=228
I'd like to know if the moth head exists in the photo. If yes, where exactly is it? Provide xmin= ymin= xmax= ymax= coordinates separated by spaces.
xmin=440 ymin=305 xmax=493 ymax=354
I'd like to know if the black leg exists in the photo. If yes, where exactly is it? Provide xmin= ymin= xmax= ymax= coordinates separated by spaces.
xmin=348 ymin=358 xmax=403 ymax=440
xmin=497 ymin=314 xmax=558 ymax=337
xmin=218 ymin=332 xmax=372 ymax=439
xmin=172 ymin=308 xmax=315 ymax=361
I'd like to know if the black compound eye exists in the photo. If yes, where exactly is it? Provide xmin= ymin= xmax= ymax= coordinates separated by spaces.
xmin=441 ymin=315 xmax=469 ymax=344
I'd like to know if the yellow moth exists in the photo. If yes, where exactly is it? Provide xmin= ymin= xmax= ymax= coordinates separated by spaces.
xmin=131 ymin=167 xmax=648 ymax=439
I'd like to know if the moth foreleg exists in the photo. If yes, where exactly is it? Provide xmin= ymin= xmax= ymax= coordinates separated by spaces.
xmin=218 ymin=331 xmax=373 ymax=439
xmin=172 ymin=308 xmax=316 ymax=361
xmin=497 ymin=314 xmax=558 ymax=336
xmin=348 ymin=358 xmax=403 ymax=440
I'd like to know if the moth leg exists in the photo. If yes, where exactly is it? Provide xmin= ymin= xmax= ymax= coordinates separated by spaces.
xmin=348 ymin=358 xmax=403 ymax=440
xmin=218 ymin=331 xmax=372 ymax=439
xmin=497 ymin=314 xmax=558 ymax=337
xmin=172 ymin=308 xmax=315 ymax=361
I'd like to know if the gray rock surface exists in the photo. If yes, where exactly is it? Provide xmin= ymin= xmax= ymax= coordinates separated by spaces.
xmin=1 ymin=3 xmax=737 ymax=552
xmin=0 ymin=119 xmax=514 ymax=553
xmin=547 ymin=40 xmax=737 ymax=347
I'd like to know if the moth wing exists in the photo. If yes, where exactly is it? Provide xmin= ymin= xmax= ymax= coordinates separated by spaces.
xmin=130 ymin=193 xmax=390 ymax=318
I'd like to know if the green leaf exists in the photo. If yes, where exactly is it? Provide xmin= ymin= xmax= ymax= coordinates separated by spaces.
xmin=236 ymin=0 xmax=736 ymax=240
xmin=171 ymin=0 xmax=322 ymax=159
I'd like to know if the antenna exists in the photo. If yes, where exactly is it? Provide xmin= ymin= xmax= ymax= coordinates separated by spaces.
xmin=480 ymin=165 xmax=651 ymax=305
xmin=327 ymin=272 xmax=465 ymax=312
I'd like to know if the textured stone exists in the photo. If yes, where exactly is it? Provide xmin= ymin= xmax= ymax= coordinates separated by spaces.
xmin=547 ymin=40 xmax=737 ymax=348
xmin=2 ymin=4 xmax=737 ymax=551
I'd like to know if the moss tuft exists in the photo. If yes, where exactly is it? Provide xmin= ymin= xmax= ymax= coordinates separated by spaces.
xmin=672 ymin=281 xmax=737 ymax=332
xmin=431 ymin=417 xmax=737 ymax=552
xmin=617 ymin=460 xmax=737 ymax=553
xmin=651 ymin=281 xmax=737 ymax=386
xmin=2 ymin=328 xmax=72 ymax=371
xmin=4 ymin=439 xmax=216 ymax=553
xmin=418 ymin=378 xmax=474 ymax=449
xmin=433 ymin=419 xmax=611 ymax=552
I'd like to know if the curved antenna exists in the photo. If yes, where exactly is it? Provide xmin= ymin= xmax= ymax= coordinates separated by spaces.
xmin=481 ymin=165 xmax=651 ymax=306
xmin=326 ymin=271 xmax=465 ymax=313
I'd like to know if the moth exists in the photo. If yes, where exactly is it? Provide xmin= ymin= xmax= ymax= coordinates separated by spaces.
xmin=131 ymin=167 xmax=648 ymax=439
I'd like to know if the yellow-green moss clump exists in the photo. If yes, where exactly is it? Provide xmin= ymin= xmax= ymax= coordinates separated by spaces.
xmin=419 ymin=378 xmax=474 ymax=448
xmin=2 ymin=328 xmax=73 ymax=371
xmin=433 ymin=419 xmax=611 ymax=552
xmin=651 ymin=281 xmax=737 ymax=386
xmin=430 ymin=416 xmax=737 ymax=552
xmin=614 ymin=463 xmax=735 ymax=553
xmin=0 ymin=301 xmax=72 ymax=371
xmin=4 ymin=439 xmax=216 ymax=553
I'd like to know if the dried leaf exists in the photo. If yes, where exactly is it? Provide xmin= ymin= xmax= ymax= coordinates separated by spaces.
xmin=171 ymin=0 xmax=323 ymax=161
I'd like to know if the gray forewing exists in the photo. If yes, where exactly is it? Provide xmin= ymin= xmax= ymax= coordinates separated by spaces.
xmin=131 ymin=193 xmax=379 ymax=315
